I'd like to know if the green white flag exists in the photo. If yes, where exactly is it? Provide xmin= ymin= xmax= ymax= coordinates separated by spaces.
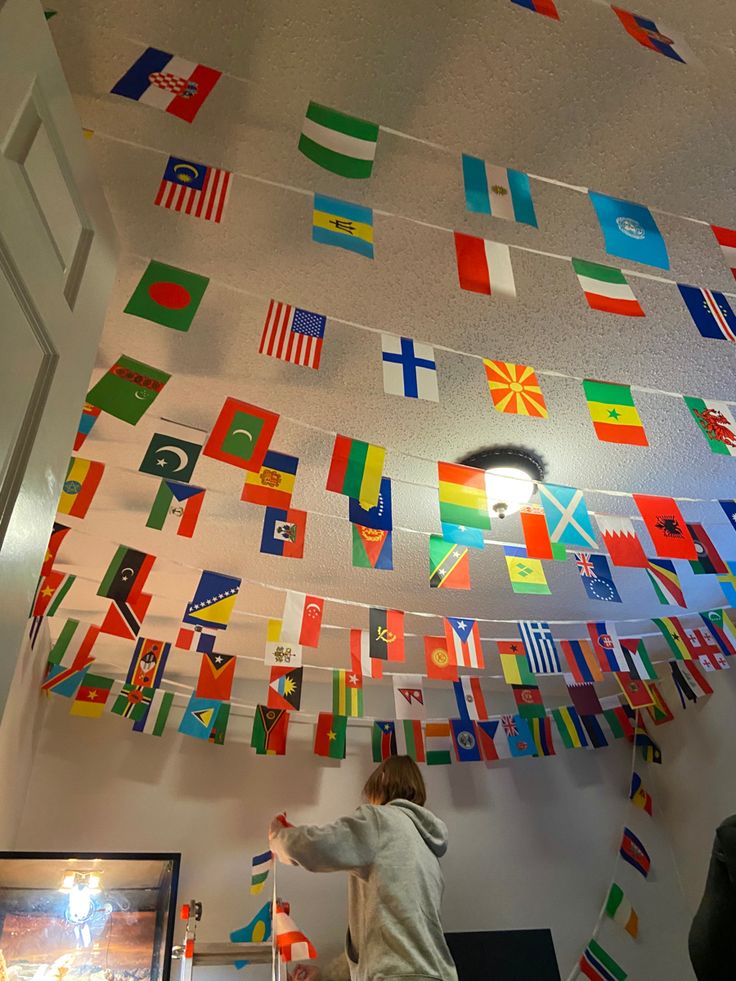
xmin=111 ymin=684 xmax=155 ymax=721
xmin=124 ymin=260 xmax=209 ymax=332
xmin=299 ymin=102 xmax=379 ymax=179
xmin=684 ymin=396 xmax=736 ymax=456
xmin=605 ymin=883 xmax=639 ymax=938
xmin=134 ymin=688 xmax=174 ymax=736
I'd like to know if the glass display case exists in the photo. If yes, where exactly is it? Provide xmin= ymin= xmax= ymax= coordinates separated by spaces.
xmin=0 ymin=852 xmax=180 ymax=981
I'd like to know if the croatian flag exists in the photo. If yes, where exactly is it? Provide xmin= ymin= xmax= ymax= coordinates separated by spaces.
xmin=454 ymin=233 xmax=516 ymax=297
xmin=111 ymin=47 xmax=221 ymax=123
xmin=381 ymin=335 xmax=438 ymax=401
xmin=678 ymin=284 xmax=736 ymax=343
xmin=462 ymin=155 xmax=538 ymax=227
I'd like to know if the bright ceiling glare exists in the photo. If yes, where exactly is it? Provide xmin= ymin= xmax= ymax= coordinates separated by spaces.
xmin=458 ymin=446 xmax=547 ymax=520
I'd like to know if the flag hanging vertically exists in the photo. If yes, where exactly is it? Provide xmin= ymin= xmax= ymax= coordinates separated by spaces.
xmin=299 ymin=102 xmax=378 ymax=178
xmin=504 ymin=546 xmax=551 ymax=595
xmin=429 ymin=537 xmax=470 ymax=589
xmin=620 ymin=637 xmax=657 ymax=681
xmin=251 ymin=705 xmax=289 ymax=755
xmin=653 ymin=616 xmax=691 ymax=660
xmin=204 ymin=398 xmax=279 ymax=472
xmin=349 ymin=477 xmax=393 ymax=530
xmin=444 ymin=617 xmax=484 ymax=669
xmin=139 ymin=432 xmax=202 ymax=482
xmin=396 ymin=719 xmax=426 ymax=762
xmin=529 ymin=716 xmax=555 ymax=757
xmin=582 ymin=380 xmax=648 ymax=445
xmin=49 ymin=619 xmax=99 ymax=671
xmin=616 ymin=672 xmax=655 ymax=709
xmin=611 ymin=6 xmax=686 ymax=63
xmin=259 ymin=300 xmax=326 ymax=370
xmin=57 ymin=457 xmax=104 ymax=518
xmin=588 ymin=190 xmax=669 ymax=269
xmin=437 ymin=461 xmax=491 ymax=530
xmin=260 ymin=506 xmax=307 ymax=558
xmin=560 ymin=639 xmax=603 ymax=684
xmin=454 ymin=233 xmax=516 ymax=297
xmin=671 ymin=660 xmax=713 ymax=706
xmin=132 ymin=688 xmax=174 ymax=736
xmin=369 ymin=608 xmax=405 ymax=662
xmin=450 ymin=719 xmax=482 ymax=762
xmin=606 ymin=883 xmax=639 ymax=939
xmin=551 ymin=706 xmax=588 ymax=749
xmin=250 ymin=851 xmax=273 ymax=895
xmin=566 ymin=680 xmax=603 ymax=717
xmin=69 ymin=674 xmax=113 ymax=718
xmin=33 ymin=571 xmax=76 ymax=618
xmin=351 ymin=628 xmax=383 ymax=680
xmin=110 ymin=47 xmax=221 ymax=122
xmin=314 ymin=712 xmax=348 ymax=759
xmin=423 ymin=635 xmax=458 ymax=681
xmin=678 ymin=285 xmax=736 ymax=343
xmin=574 ymin=552 xmax=622 ymax=603
xmin=183 ymin=571 xmax=240 ymax=632
xmin=146 ymin=480 xmax=205 ymax=537
xmin=392 ymin=675 xmax=425 ymax=721
xmin=381 ymin=335 xmax=438 ymax=401
xmin=281 ymin=592 xmax=324 ymax=647
xmin=110 ymin=684 xmax=155 ymax=721
xmin=333 ymin=669 xmax=363 ymax=717
xmin=86 ymin=355 xmax=170 ymax=425
xmin=372 ymin=721 xmax=397 ymax=762
xmin=620 ymin=827 xmax=651 ymax=878
xmin=572 ymin=258 xmax=644 ymax=316
xmin=242 ymin=450 xmax=299 ymax=509
xmin=579 ymin=939 xmax=628 ymax=981
xmin=125 ymin=260 xmax=209 ymax=332
xmin=461 ymin=154 xmax=537 ymax=226
xmin=510 ymin=0 xmax=559 ymax=19
xmin=538 ymin=483 xmax=597 ymax=549
xmin=453 ymin=676 xmax=488 ymax=721
xmin=502 ymin=714 xmax=536 ymax=757
xmin=520 ymin=505 xmax=566 ymax=560
xmin=644 ymin=558 xmax=686 ymax=607
xmin=97 ymin=545 xmax=155 ymax=639
xmin=687 ymin=523 xmax=727 ymax=575
xmin=711 ymin=225 xmax=736 ymax=280
xmin=483 ymin=360 xmax=548 ymax=417
xmin=74 ymin=402 xmax=101 ymax=452
xmin=498 ymin=640 xmax=536 ymax=686
xmin=313 ymin=194 xmax=374 ymax=258
xmin=512 ymin=683 xmax=546 ymax=720
xmin=178 ymin=695 xmax=223 ymax=740
xmin=517 ymin=621 xmax=560 ymax=674
xmin=594 ymin=513 xmax=647 ymax=568
xmin=155 ymin=156 xmax=230 ymax=222
xmin=425 ymin=722 xmax=453 ymax=766
xmin=327 ymin=435 xmax=385 ymax=508
xmin=630 ymin=772 xmax=653 ymax=816
xmin=684 ymin=396 xmax=736 ymax=456
xmin=633 ymin=494 xmax=697 ymax=560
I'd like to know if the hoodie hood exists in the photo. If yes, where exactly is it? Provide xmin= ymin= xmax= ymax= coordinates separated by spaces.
xmin=387 ymin=799 xmax=449 ymax=857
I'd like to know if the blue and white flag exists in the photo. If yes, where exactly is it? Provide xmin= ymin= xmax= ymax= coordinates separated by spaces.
xmin=450 ymin=719 xmax=482 ymax=762
xmin=588 ymin=191 xmax=669 ymax=270
xmin=518 ymin=620 xmax=561 ymax=674
xmin=441 ymin=522 xmax=485 ymax=549
xmin=574 ymin=552 xmax=622 ymax=603
xmin=678 ymin=284 xmax=736 ymax=342
xmin=110 ymin=47 xmax=221 ymax=123
xmin=538 ymin=483 xmax=597 ymax=549
xmin=381 ymin=335 xmax=438 ymax=401
xmin=462 ymin=154 xmax=538 ymax=228
xmin=719 ymin=500 xmax=736 ymax=533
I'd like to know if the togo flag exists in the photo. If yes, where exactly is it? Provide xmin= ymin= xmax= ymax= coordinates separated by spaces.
xmin=299 ymin=102 xmax=379 ymax=179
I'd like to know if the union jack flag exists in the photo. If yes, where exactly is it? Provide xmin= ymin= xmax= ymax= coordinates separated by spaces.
xmin=501 ymin=714 xmax=518 ymax=736
xmin=575 ymin=552 xmax=596 ymax=577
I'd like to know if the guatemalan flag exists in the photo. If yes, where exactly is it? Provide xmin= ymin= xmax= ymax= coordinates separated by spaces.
xmin=678 ymin=284 xmax=736 ymax=342
xmin=111 ymin=48 xmax=221 ymax=123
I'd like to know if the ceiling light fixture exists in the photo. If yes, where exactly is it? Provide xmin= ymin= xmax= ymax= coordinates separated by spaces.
xmin=458 ymin=445 xmax=547 ymax=519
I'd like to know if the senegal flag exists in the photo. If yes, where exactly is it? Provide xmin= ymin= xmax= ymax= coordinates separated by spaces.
xmin=583 ymin=379 xmax=648 ymax=446
xmin=299 ymin=102 xmax=379 ymax=179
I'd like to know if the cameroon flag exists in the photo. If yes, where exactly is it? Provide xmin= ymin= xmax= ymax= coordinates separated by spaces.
xmin=583 ymin=380 xmax=648 ymax=446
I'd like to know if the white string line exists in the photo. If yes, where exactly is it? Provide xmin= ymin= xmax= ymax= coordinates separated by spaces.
xmin=97 ymin=20 xmax=722 ymax=231
xmin=54 ymin=520 xmax=729 ymax=627
xmin=97 ymin=128 xmax=736 ymax=302
xmin=563 ymin=725 xmax=640 ymax=981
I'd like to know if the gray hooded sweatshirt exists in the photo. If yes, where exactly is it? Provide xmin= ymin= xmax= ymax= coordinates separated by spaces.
xmin=270 ymin=799 xmax=458 ymax=981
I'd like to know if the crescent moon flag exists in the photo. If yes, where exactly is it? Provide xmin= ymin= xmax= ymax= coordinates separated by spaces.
xmin=57 ymin=457 xmax=104 ymax=518
xmin=110 ymin=47 xmax=221 ymax=122
xmin=139 ymin=432 xmax=202 ymax=482
xmin=155 ymin=156 xmax=231 ymax=223
xmin=98 ymin=546 xmax=155 ymax=603
xmin=204 ymin=397 xmax=279 ymax=471
xmin=124 ymin=259 xmax=209 ymax=332
xmin=352 ymin=628 xmax=384 ymax=680
xmin=281 ymin=591 xmax=324 ymax=647
xmin=85 ymin=355 xmax=170 ymax=425
xmin=483 ymin=360 xmax=548 ymax=417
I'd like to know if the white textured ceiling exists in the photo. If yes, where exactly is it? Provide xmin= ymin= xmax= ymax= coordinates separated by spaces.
xmin=46 ymin=0 xmax=736 ymax=705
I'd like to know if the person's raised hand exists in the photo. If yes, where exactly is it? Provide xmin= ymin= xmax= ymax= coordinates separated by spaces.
xmin=288 ymin=966 xmax=320 ymax=981
xmin=268 ymin=812 xmax=291 ymax=839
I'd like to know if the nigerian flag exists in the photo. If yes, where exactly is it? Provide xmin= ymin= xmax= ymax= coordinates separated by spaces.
xmin=299 ymin=102 xmax=379 ymax=179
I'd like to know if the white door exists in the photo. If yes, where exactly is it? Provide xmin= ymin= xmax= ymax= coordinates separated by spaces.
xmin=0 ymin=0 xmax=118 ymax=713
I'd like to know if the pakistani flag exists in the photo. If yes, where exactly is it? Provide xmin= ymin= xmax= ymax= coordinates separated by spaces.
xmin=139 ymin=432 xmax=202 ymax=481
xmin=299 ymin=102 xmax=379 ymax=179
xmin=124 ymin=260 xmax=209 ymax=332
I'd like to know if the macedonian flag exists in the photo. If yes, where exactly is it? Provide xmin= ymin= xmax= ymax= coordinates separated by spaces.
xmin=483 ymin=360 xmax=548 ymax=417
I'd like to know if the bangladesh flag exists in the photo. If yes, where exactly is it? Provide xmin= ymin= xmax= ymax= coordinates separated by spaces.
xmin=299 ymin=102 xmax=379 ymax=179
xmin=86 ymin=355 xmax=170 ymax=425
xmin=124 ymin=260 xmax=209 ymax=332
xmin=313 ymin=712 xmax=347 ymax=758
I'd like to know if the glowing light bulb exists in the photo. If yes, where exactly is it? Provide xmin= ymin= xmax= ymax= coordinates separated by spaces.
xmin=484 ymin=466 xmax=535 ymax=518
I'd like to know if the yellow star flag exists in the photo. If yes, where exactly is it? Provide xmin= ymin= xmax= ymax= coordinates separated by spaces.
xmin=483 ymin=360 xmax=548 ymax=417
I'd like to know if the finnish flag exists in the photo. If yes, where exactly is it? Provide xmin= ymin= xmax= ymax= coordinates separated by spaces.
xmin=381 ymin=335 xmax=439 ymax=401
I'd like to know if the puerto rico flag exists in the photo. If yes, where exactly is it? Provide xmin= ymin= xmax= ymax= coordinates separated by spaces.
xmin=111 ymin=47 xmax=221 ymax=123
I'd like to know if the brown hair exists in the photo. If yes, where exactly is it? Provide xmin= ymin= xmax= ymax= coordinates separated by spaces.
xmin=362 ymin=755 xmax=427 ymax=807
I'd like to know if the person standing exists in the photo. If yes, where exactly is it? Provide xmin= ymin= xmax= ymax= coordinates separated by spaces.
xmin=269 ymin=755 xmax=458 ymax=981
xmin=689 ymin=813 xmax=736 ymax=980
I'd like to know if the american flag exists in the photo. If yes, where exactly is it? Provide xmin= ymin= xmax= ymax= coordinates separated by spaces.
xmin=154 ymin=156 xmax=231 ymax=223
xmin=259 ymin=300 xmax=326 ymax=369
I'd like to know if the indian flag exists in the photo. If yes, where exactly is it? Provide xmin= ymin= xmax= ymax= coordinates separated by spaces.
xmin=572 ymin=258 xmax=644 ymax=316
xmin=299 ymin=102 xmax=379 ymax=179
xmin=684 ymin=396 xmax=736 ymax=456
xmin=583 ymin=380 xmax=648 ymax=446
xmin=605 ymin=883 xmax=639 ymax=939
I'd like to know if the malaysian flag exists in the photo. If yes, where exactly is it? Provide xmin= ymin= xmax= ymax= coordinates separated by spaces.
xmin=518 ymin=620 xmax=561 ymax=674
xmin=259 ymin=300 xmax=326 ymax=369
xmin=154 ymin=156 xmax=231 ymax=223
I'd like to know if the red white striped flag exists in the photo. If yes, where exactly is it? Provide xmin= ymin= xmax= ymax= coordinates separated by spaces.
xmin=259 ymin=300 xmax=327 ymax=369
xmin=453 ymin=232 xmax=516 ymax=297
xmin=154 ymin=157 xmax=231 ymax=223
xmin=711 ymin=224 xmax=736 ymax=279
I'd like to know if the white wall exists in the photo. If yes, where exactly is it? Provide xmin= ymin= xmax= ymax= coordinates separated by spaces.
xmin=15 ymin=696 xmax=696 ymax=980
